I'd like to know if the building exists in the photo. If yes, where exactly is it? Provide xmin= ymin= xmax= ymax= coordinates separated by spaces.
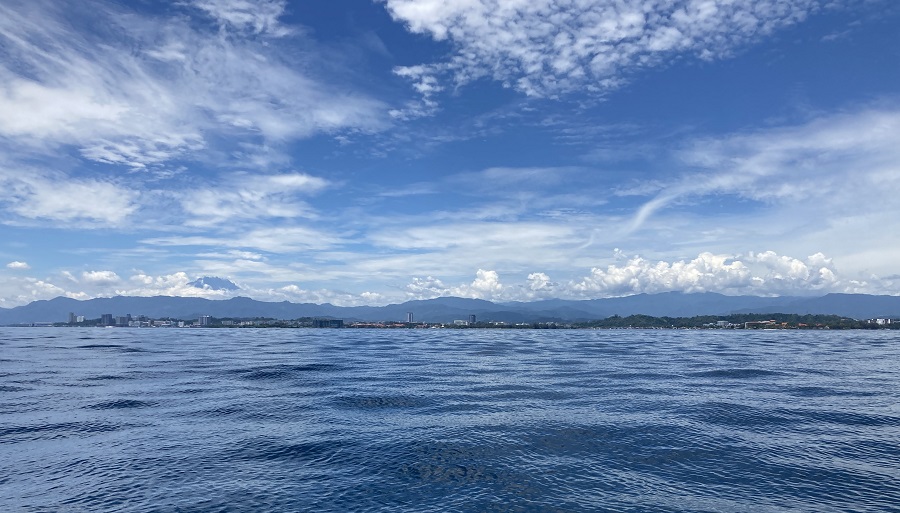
xmin=468 ymin=314 xmax=477 ymax=324
xmin=313 ymin=319 xmax=344 ymax=328
xmin=407 ymin=312 xmax=414 ymax=323
xmin=199 ymin=315 xmax=211 ymax=326
xmin=100 ymin=314 xmax=114 ymax=326
xmin=68 ymin=312 xmax=76 ymax=324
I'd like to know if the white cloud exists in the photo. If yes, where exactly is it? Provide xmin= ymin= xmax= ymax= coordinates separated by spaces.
xmin=143 ymin=225 xmax=346 ymax=253
xmin=383 ymin=0 xmax=821 ymax=98
xmin=0 ymin=0 xmax=386 ymax=172
xmin=261 ymin=284 xmax=382 ymax=306
xmin=405 ymin=269 xmax=503 ymax=300
xmin=0 ymin=167 xmax=138 ymax=225
xmin=0 ymin=275 xmax=87 ymax=307
xmin=525 ymin=272 xmax=556 ymax=297
xmin=456 ymin=269 xmax=504 ymax=299
xmin=191 ymin=0 xmax=292 ymax=36
xmin=6 ymin=261 xmax=30 ymax=270
xmin=180 ymin=172 xmax=330 ymax=226
xmin=627 ymin=107 xmax=900 ymax=236
xmin=119 ymin=272 xmax=232 ymax=299
xmin=397 ymin=250 xmax=877 ymax=303
xmin=569 ymin=250 xmax=852 ymax=297
xmin=81 ymin=270 xmax=122 ymax=286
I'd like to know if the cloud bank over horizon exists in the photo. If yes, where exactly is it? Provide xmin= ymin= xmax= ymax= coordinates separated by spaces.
xmin=0 ymin=249 xmax=890 ymax=308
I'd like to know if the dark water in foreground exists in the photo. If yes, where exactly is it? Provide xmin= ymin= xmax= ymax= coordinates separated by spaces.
xmin=2 ymin=328 xmax=899 ymax=512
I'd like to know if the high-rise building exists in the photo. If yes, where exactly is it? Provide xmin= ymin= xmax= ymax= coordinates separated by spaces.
xmin=468 ymin=314 xmax=476 ymax=324
xmin=407 ymin=312 xmax=414 ymax=323
xmin=199 ymin=315 xmax=211 ymax=326
xmin=68 ymin=312 xmax=76 ymax=324
xmin=100 ymin=314 xmax=114 ymax=326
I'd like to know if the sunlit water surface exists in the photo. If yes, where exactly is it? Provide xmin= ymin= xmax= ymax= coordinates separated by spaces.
xmin=2 ymin=328 xmax=899 ymax=512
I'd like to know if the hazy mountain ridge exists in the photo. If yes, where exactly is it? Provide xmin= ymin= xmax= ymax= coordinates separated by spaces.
xmin=2 ymin=292 xmax=900 ymax=325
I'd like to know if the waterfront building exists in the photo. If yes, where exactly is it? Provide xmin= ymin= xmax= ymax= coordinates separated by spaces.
xmin=313 ymin=319 xmax=344 ymax=328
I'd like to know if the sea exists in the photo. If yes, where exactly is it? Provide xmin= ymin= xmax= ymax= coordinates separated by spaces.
xmin=1 ymin=327 xmax=899 ymax=512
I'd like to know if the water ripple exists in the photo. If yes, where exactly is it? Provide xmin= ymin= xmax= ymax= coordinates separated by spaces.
xmin=2 ymin=327 xmax=899 ymax=512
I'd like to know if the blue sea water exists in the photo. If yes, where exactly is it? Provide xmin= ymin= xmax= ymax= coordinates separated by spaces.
xmin=1 ymin=328 xmax=899 ymax=512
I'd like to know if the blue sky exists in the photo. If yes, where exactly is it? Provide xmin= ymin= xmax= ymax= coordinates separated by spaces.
xmin=1 ymin=0 xmax=899 ymax=306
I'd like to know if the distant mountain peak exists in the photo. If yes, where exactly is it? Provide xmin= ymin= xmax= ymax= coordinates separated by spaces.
xmin=189 ymin=276 xmax=239 ymax=291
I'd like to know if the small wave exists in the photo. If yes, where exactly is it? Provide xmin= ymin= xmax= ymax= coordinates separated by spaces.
xmin=0 ymin=421 xmax=124 ymax=442
xmin=787 ymin=386 xmax=872 ymax=398
xmin=82 ymin=374 xmax=130 ymax=381
xmin=84 ymin=399 xmax=155 ymax=410
xmin=230 ymin=363 xmax=341 ymax=381
xmin=229 ymin=437 xmax=348 ymax=465
xmin=787 ymin=409 xmax=900 ymax=428
xmin=333 ymin=394 xmax=432 ymax=410
xmin=688 ymin=401 xmax=798 ymax=429
xmin=687 ymin=368 xmax=787 ymax=379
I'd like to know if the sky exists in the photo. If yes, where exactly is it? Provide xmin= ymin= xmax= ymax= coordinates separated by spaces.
xmin=1 ymin=0 xmax=899 ymax=307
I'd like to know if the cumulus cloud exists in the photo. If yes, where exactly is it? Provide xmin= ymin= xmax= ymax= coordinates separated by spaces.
xmin=405 ymin=269 xmax=506 ymax=300
xmin=6 ymin=261 xmax=30 ymax=270
xmin=81 ymin=270 xmax=122 ymax=286
xmin=384 ymin=0 xmax=821 ymax=97
xmin=398 ymin=250 xmax=872 ymax=303
xmin=457 ymin=269 xmax=505 ymax=299
xmin=525 ymin=272 xmax=557 ymax=296
xmin=570 ymin=250 xmax=850 ymax=297
xmin=404 ymin=270 xmax=504 ymax=300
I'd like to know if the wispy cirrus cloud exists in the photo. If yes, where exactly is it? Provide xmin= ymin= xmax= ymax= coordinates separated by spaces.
xmin=627 ymin=107 xmax=900 ymax=233
xmin=0 ymin=0 xmax=387 ymax=173
xmin=179 ymin=172 xmax=331 ymax=227
xmin=0 ymin=166 xmax=138 ymax=226
xmin=142 ymin=225 xmax=347 ymax=253
xmin=383 ymin=0 xmax=822 ymax=98
xmin=190 ymin=0 xmax=293 ymax=36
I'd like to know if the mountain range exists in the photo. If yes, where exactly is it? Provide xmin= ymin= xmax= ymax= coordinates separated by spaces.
xmin=2 ymin=292 xmax=900 ymax=325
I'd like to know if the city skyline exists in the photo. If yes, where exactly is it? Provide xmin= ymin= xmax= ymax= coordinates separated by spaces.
xmin=1 ymin=0 xmax=899 ymax=307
